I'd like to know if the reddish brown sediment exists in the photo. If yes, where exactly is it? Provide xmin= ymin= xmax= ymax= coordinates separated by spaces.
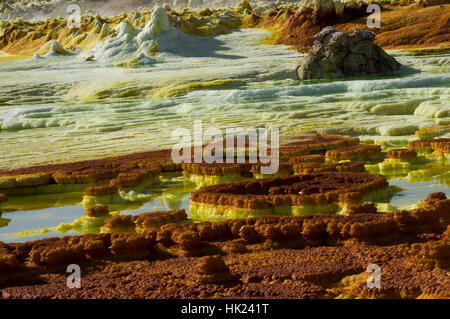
xmin=0 ymin=149 xmax=173 ymax=177
xmin=409 ymin=138 xmax=450 ymax=154
xmin=0 ymin=194 xmax=7 ymax=204
xmin=86 ymin=205 xmax=109 ymax=218
xmin=182 ymin=162 xmax=253 ymax=177
xmin=183 ymin=160 xmax=291 ymax=178
xmin=2 ymin=241 xmax=449 ymax=299
xmin=103 ymin=209 xmax=187 ymax=231
xmin=293 ymin=161 xmax=366 ymax=174
xmin=135 ymin=210 xmax=188 ymax=230
xmin=260 ymin=3 xmax=450 ymax=52
xmin=251 ymin=162 xmax=293 ymax=176
xmin=326 ymin=145 xmax=383 ymax=161
xmin=266 ymin=2 xmax=370 ymax=48
xmin=289 ymin=154 xmax=325 ymax=165
xmin=405 ymin=240 xmax=450 ymax=271
xmin=346 ymin=203 xmax=378 ymax=215
xmin=191 ymin=172 xmax=388 ymax=209
xmin=0 ymin=149 xmax=174 ymax=190
xmin=110 ymin=166 xmax=161 ymax=189
xmin=84 ymin=184 xmax=118 ymax=197
xmin=82 ymin=166 xmax=162 ymax=200
xmin=393 ymin=193 xmax=450 ymax=235
xmin=280 ymin=135 xmax=360 ymax=158
xmin=195 ymin=255 xmax=235 ymax=284
xmin=103 ymin=215 xmax=136 ymax=230
xmin=444 ymin=225 xmax=450 ymax=240
xmin=387 ymin=149 xmax=418 ymax=160
xmin=0 ymin=193 xmax=449 ymax=298
xmin=181 ymin=136 xmax=359 ymax=177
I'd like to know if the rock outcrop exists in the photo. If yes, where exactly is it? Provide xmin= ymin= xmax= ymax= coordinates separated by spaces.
xmin=297 ymin=27 xmax=401 ymax=80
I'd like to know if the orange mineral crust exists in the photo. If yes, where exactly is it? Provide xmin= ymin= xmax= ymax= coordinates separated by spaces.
xmin=181 ymin=163 xmax=253 ymax=177
xmin=0 ymin=193 xmax=449 ymax=298
xmin=292 ymin=161 xmax=366 ymax=174
xmin=387 ymin=149 xmax=418 ymax=160
xmin=346 ymin=203 xmax=378 ymax=215
xmin=262 ymin=3 xmax=450 ymax=52
xmin=325 ymin=145 xmax=383 ymax=161
xmin=279 ymin=135 xmax=360 ymax=158
xmin=0 ymin=149 xmax=175 ymax=190
xmin=289 ymin=154 xmax=325 ymax=165
xmin=103 ymin=209 xmax=188 ymax=231
xmin=409 ymin=138 xmax=450 ymax=155
xmin=86 ymin=205 xmax=109 ymax=218
xmin=195 ymin=255 xmax=235 ymax=284
xmin=0 ymin=194 xmax=7 ymax=204
xmin=259 ymin=2 xmax=370 ymax=48
xmin=191 ymin=172 xmax=388 ymax=208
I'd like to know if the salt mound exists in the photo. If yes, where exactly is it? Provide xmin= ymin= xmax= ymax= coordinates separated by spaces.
xmin=84 ymin=6 xmax=171 ymax=63
xmin=37 ymin=41 xmax=73 ymax=57
xmin=82 ymin=6 xmax=231 ymax=64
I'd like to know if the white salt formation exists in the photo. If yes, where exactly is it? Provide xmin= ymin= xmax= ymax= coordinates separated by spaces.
xmin=37 ymin=40 xmax=74 ymax=57
xmin=82 ymin=6 xmax=173 ymax=64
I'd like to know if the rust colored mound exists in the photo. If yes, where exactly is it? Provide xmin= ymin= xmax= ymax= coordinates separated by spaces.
xmin=0 ymin=193 xmax=449 ymax=299
xmin=0 ymin=193 xmax=7 ymax=204
xmin=103 ymin=209 xmax=187 ymax=231
xmin=182 ymin=162 xmax=253 ymax=177
xmin=0 ymin=149 xmax=173 ymax=177
xmin=387 ymin=148 xmax=418 ymax=160
xmin=195 ymin=256 xmax=234 ymax=284
xmin=84 ymin=184 xmax=118 ymax=197
xmin=280 ymin=135 xmax=360 ymax=158
xmin=326 ymin=144 xmax=383 ymax=161
xmin=265 ymin=3 xmax=450 ymax=52
xmin=86 ymin=205 xmax=109 ymax=218
xmin=346 ymin=203 xmax=378 ymax=215
xmin=0 ymin=148 xmax=175 ymax=190
xmin=409 ymin=138 xmax=450 ymax=154
xmin=181 ymin=136 xmax=359 ymax=177
xmin=292 ymin=161 xmax=366 ymax=174
xmin=266 ymin=3 xmax=370 ymax=48
xmin=191 ymin=172 xmax=388 ymax=209
xmin=289 ymin=154 xmax=325 ymax=165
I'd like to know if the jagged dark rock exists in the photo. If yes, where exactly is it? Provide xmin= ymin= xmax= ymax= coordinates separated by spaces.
xmin=296 ymin=27 xmax=401 ymax=80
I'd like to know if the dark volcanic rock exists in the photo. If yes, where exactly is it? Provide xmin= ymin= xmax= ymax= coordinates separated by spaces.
xmin=296 ymin=27 xmax=401 ymax=80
